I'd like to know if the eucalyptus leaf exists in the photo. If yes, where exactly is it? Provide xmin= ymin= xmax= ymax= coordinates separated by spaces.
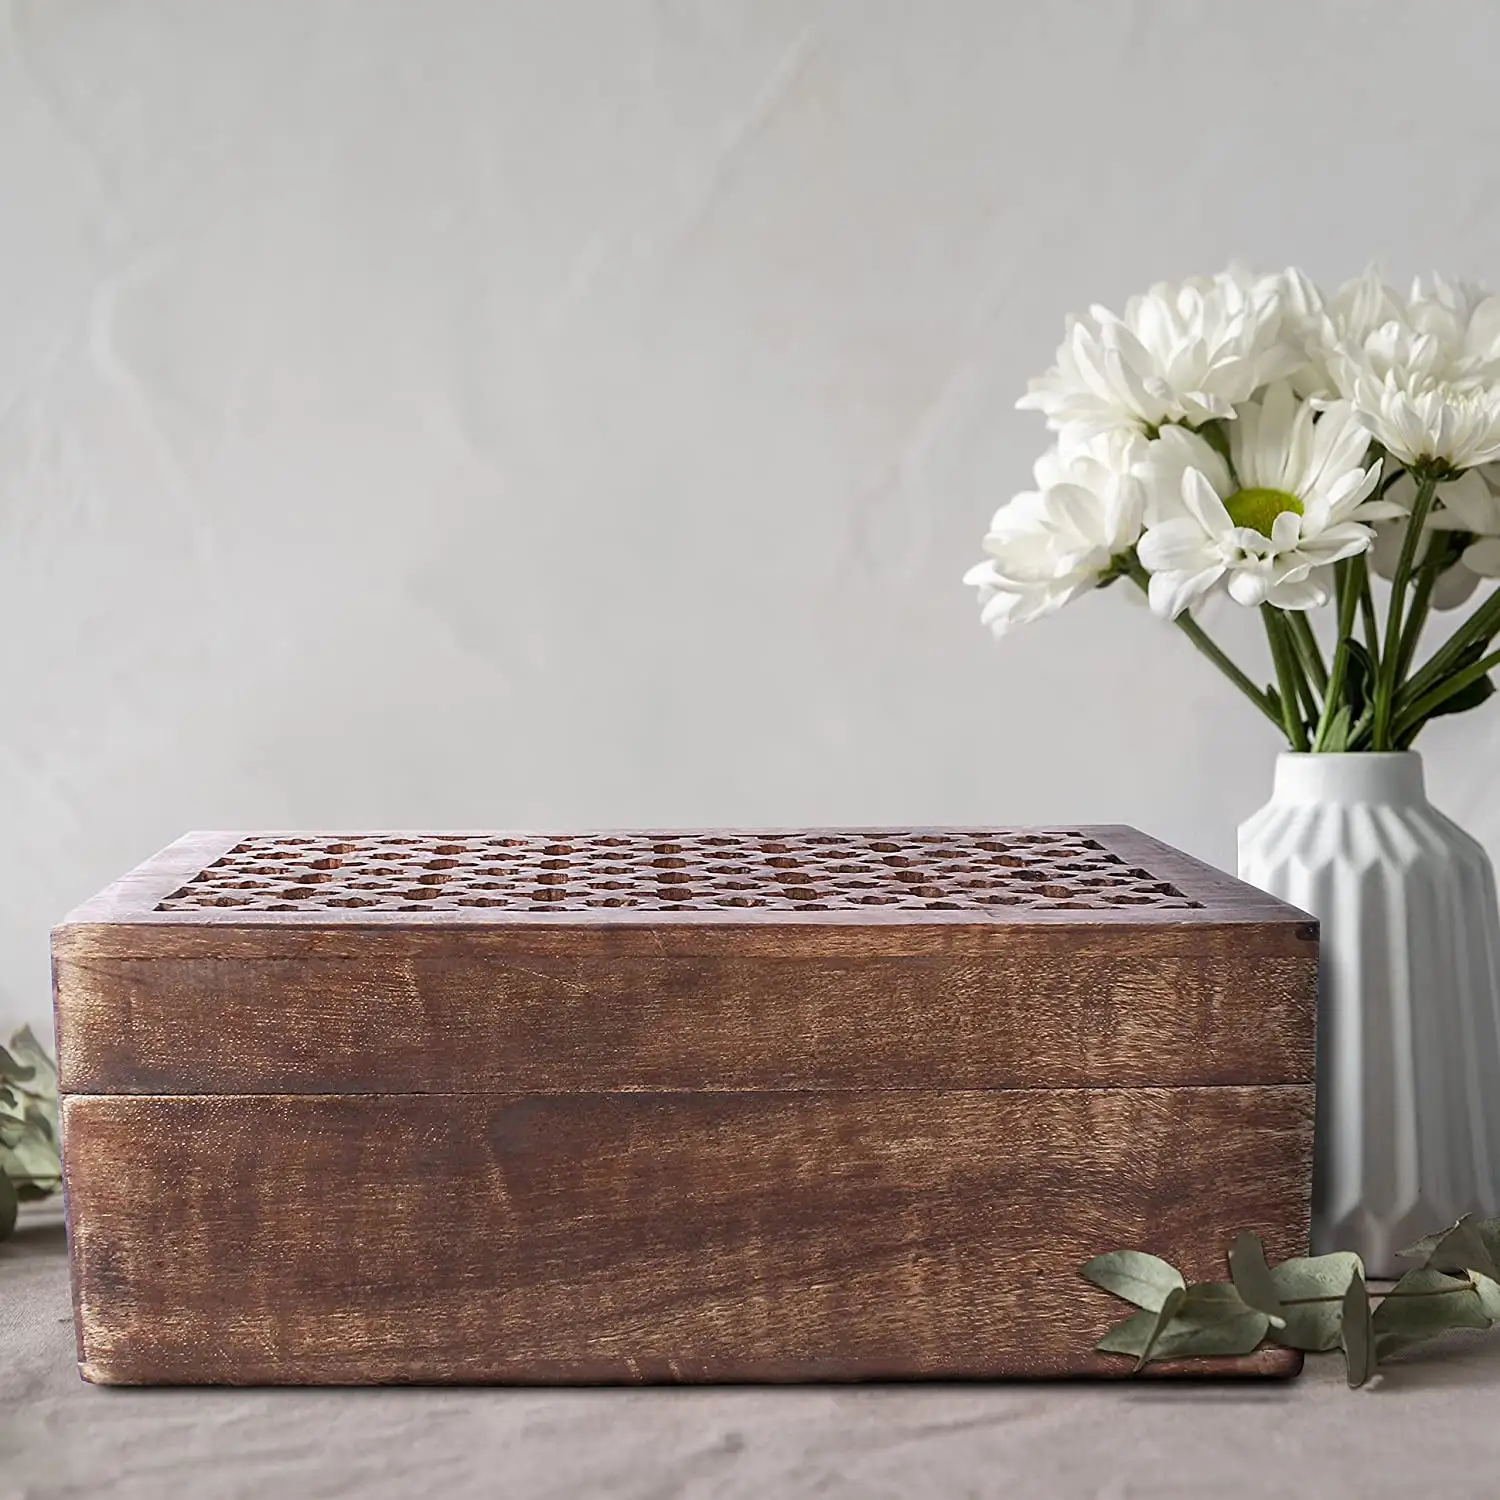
xmin=0 ymin=1045 xmax=34 ymax=1084
xmin=0 ymin=1027 xmax=63 ymax=1233
xmin=1154 ymin=1282 xmax=1270 ymax=1360
xmin=1096 ymin=1283 xmax=1270 ymax=1363
xmin=1268 ymin=1252 xmax=1361 ymax=1351
xmin=1096 ymin=1308 xmax=1158 ymax=1358
xmin=1470 ymin=1273 xmax=1500 ymax=1322
xmin=1398 ymin=1229 xmax=1444 ymax=1263
xmin=1342 ymin=1264 xmax=1376 ymax=1388
xmin=1228 ymin=1232 xmax=1287 ymax=1328
xmin=1398 ymin=1216 xmax=1499 ymax=1279
xmin=1080 ymin=1250 xmax=1185 ymax=1311
xmin=0 ymin=1112 xmax=62 ymax=1199
xmin=1370 ymin=1267 xmax=1492 ymax=1362
xmin=6 ymin=1027 xmax=57 ymax=1099
xmin=1135 ymin=1284 xmax=1188 ymax=1371
xmin=25 ymin=1104 xmax=55 ymax=1143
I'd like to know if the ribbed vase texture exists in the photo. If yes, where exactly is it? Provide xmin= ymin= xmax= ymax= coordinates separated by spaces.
xmin=1238 ymin=752 xmax=1500 ymax=1275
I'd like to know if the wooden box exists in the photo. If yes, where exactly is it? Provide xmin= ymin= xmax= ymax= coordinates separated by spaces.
xmin=52 ymin=826 xmax=1316 ymax=1385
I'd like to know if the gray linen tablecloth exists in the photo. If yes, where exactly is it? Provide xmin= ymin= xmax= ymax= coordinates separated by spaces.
xmin=6 ymin=1213 xmax=1500 ymax=1499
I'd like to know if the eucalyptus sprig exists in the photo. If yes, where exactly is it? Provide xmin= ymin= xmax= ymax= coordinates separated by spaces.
xmin=1082 ymin=1215 xmax=1500 ymax=1387
xmin=0 ymin=1026 xmax=61 ymax=1241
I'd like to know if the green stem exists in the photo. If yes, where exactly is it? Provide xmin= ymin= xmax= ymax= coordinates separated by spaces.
xmin=1394 ymin=563 xmax=1439 ymax=687
xmin=1392 ymin=533 xmax=1465 ymax=691
xmin=1123 ymin=561 xmax=1283 ymax=728
xmin=1394 ymin=647 xmax=1500 ymax=740
xmin=1279 ymin=1285 xmax=1480 ymax=1306
xmin=1263 ymin=607 xmax=1311 ymax=751
xmin=1293 ymin=655 xmax=1323 ymax=727
xmin=1287 ymin=610 xmax=1329 ymax=694
xmin=1373 ymin=469 xmax=1441 ymax=749
xmin=1402 ymin=584 xmax=1500 ymax=707
xmin=1313 ymin=558 xmax=1362 ymax=750
xmin=1356 ymin=554 xmax=1381 ymax=672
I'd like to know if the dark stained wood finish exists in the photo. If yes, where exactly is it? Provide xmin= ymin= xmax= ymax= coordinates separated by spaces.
xmin=52 ymin=828 xmax=1317 ymax=1097
xmin=53 ymin=827 xmax=1318 ymax=1384
xmin=64 ymin=1087 xmax=1311 ymax=1385
xmin=55 ymin=827 xmax=1312 ymax=929
xmin=54 ymin=927 xmax=1315 ymax=1095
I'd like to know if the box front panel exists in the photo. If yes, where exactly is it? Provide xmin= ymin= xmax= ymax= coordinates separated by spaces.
xmin=63 ymin=1086 xmax=1312 ymax=1384
xmin=53 ymin=923 xmax=1317 ymax=1095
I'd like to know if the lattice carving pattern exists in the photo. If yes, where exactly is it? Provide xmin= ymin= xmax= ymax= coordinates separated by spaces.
xmin=155 ymin=831 xmax=1199 ymax=914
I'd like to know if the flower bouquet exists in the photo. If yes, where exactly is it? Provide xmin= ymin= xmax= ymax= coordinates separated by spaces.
xmin=965 ymin=266 xmax=1500 ymax=752
xmin=964 ymin=264 xmax=1500 ymax=1273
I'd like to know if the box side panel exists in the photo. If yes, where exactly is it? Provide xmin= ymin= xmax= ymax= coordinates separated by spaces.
xmin=63 ymin=1087 xmax=1311 ymax=1384
xmin=53 ymin=923 xmax=1317 ymax=1093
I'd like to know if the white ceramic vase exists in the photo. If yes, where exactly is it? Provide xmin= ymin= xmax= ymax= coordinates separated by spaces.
xmin=1238 ymin=751 xmax=1500 ymax=1275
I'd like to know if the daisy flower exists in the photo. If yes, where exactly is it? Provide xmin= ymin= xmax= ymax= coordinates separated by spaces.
xmin=1135 ymin=384 xmax=1398 ymax=617
xmin=964 ymin=439 xmax=1146 ymax=636
xmin=1344 ymin=374 xmax=1500 ymax=472
xmin=1017 ymin=268 xmax=1296 ymax=446
xmin=1322 ymin=271 xmax=1500 ymax=470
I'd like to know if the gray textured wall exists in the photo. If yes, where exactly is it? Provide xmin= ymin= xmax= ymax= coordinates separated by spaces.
xmin=4 ymin=0 xmax=1500 ymax=1036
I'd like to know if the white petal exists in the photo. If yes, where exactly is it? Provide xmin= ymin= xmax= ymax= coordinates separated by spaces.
xmin=1138 ymin=518 xmax=1216 ymax=572
xmin=1433 ymin=469 xmax=1499 ymax=532
xmin=1352 ymin=498 xmax=1409 ymax=523
xmin=1463 ymin=537 xmax=1500 ymax=576
xmin=1102 ymin=474 xmax=1146 ymax=551
xmin=1149 ymin=565 xmax=1224 ymax=619
xmin=1182 ymin=467 xmax=1233 ymax=535
xmin=1250 ymin=381 xmax=1301 ymax=489
xmin=1227 ymin=567 xmax=1273 ymax=607
xmin=1298 ymin=527 xmax=1374 ymax=567
xmin=1263 ymin=573 xmax=1333 ymax=610
xmin=1044 ymin=482 xmax=1104 ymax=542
xmin=1312 ymin=403 xmax=1376 ymax=487
xmin=1270 ymin=510 xmax=1303 ymax=550
xmin=1432 ymin=562 xmax=1483 ymax=609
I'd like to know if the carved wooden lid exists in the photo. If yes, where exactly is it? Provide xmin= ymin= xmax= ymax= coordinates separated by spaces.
xmin=56 ymin=826 xmax=1308 ymax=928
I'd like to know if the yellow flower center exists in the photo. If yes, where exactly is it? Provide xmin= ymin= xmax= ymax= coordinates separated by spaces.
xmin=1224 ymin=486 xmax=1303 ymax=536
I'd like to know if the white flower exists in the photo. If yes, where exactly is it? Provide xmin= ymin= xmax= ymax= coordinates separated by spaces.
xmin=1322 ymin=271 xmax=1500 ymax=469
xmin=1280 ymin=265 xmax=1405 ymax=398
xmin=1343 ymin=374 xmax=1500 ymax=471
xmin=1371 ymin=468 xmax=1500 ymax=604
xmin=1135 ymin=384 xmax=1395 ymax=617
xmin=964 ymin=440 xmax=1145 ymax=636
xmin=1017 ymin=267 xmax=1295 ymax=444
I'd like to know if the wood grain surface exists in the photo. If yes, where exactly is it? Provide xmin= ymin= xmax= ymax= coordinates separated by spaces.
xmin=55 ymin=826 xmax=1317 ymax=1385
xmin=64 ymin=1087 xmax=1311 ymax=1384
xmin=53 ymin=923 xmax=1316 ymax=1095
